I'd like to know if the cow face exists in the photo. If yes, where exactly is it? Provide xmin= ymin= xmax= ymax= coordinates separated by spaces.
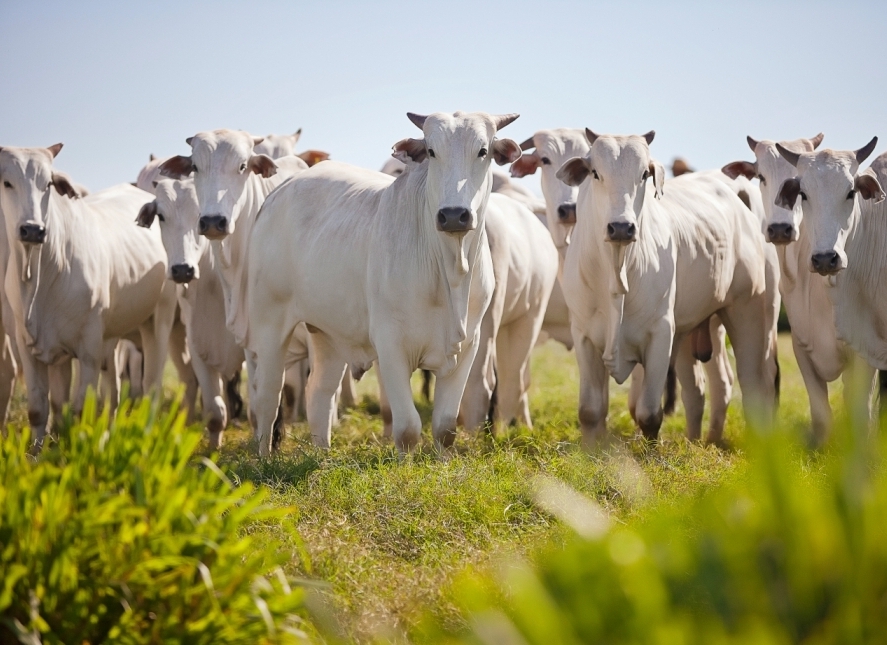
xmin=774 ymin=138 xmax=883 ymax=275
xmin=253 ymin=129 xmax=301 ymax=159
xmin=138 ymin=178 xmax=205 ymax=283
xmin=722 ymin=134 xmax=824 ymax=244
xmin=392 ymin=111 xmax=521 ymax=235
xmin=556 ymin=130 xmax=662 ymax=246
xmin=0 ymin=144 xmax=79 ymax=248
xmin=511 ymin=128 xmax=589 ymax=251
xmin=159 ymin=129 xmax=277 ymax=240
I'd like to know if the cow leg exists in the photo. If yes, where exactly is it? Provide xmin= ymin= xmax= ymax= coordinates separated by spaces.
xmin=20 ymin=350 xmax=50 ymax=448
xmin=283 ymin=359 xmax=308 ymax=422
xmin=101 ymin=339 xmax=120 ymax=414
xmin=141 ymin=282 xmax=178 ymax=395
xmin=674 ymin=337 xmax=705 ymax=442
xmin=376 ymin=350 xmax=422 ymax=452
xmin=842 ymin=352 xmax=877 ymax=433
xmin=575 ymin=334 xmax=610 ymax=446
xmin=72 ymin=354 xmax=102 ymax=418
xmin=169 ymin=316 xmax=199 ymax=420
xmin=190 ymin=346 xmax=227 ymax=450
xmin=495 ymin=315 xmax=539 ymax=427
xmin=0 ymin=335 xmax=15 ymax=432
xmin=792 ymin=338 xmax=832 ymax=446
xmin=720 ymin=301 xmax=777 ymax=431
xmin=377 ymin=366 xmax=393 ymax=438
xmin=338 ymin=367 xmax=357 ymax=410
xmin=628 ymin=364 xmax=644 ymax=423
xmin=432 ymin=333 xmax=482 ymax=450
xmin=48 ymin=359 xmax=72 ymax=428
xmin=459 ymin=304 xmax=497 ymax=432
xmin=304 ymin=333 xmax=346 ymax=449
xmin=703 ymin=318 xmax=733 ymax=446
xmin=635 ymin=328 xmax=673 ymax=441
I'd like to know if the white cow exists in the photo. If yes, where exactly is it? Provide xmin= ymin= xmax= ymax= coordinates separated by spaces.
xmin=460 ymin=192 xmax=558 ymax=430
xmin=557 ymin=130 xmax=780 ymax=443
xmin=771 ymin=139 xmax=887 ymax=419
xmin=0 ymin=144 xmax=178 ymax=447
xmin=722 ymin=134 xmax=863 ymax=443
xmin=158 ymin=130 xmax=309 ymax=448
xmin=245 ymin=111 xmax=520 ymax=455
xmin=136 ymin=177 xmax=246 ymax=448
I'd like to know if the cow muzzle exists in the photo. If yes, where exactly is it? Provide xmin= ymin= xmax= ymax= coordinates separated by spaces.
xmin=810 ymin=251 xmax=843 ymax=275
xmin=19 ymin=224 xmax=46 ymax=245
xmin=170 ymin=263 xmax=196 ymax=284
xmin=437 ymin=207 xmax=475 ymax=233
xmin=606 ymin=221 xmax=636 ymax=244
xmin=198 ymin=214 xmax=229 ymax=239
xmin=557 ymin=202 xmax=577 ymax=225
xmin=766 ymin=223 xmax=795 ymax=245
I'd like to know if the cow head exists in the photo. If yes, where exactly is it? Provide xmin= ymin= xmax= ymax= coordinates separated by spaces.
xmin=556 ymin=129 xmax=662 ymax=246
xmin=137 ymin=178 xmax=205 ymax=283
xmin=0 ymin=144 xmax=80 ymax=248
xmin=392 ymin=111 xmax=521 ymax=235
xmin=511 ymin=128 xmax=589 ymax=252
xmin=159 ymin=129 xmax=277 ymax=240
xmin=722 ymin=133 xmax=824 ymax=244
xmin=253 ymin=129 xmax=302 ymax=158
xmin=773 ymin=137 xmax=883 ymax=275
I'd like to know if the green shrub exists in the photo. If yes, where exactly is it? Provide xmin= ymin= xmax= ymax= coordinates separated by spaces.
xmin=418 ymin=426 xmax=887 ymax=644
xmin=0 ymin=394 xmax=308 ymax=644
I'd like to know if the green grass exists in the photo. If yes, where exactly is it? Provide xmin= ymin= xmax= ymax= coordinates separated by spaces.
xmin=1 ymin=334 xmax=854 ymax=642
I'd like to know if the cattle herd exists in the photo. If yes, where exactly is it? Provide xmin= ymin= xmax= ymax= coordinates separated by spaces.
xmin=0 ymin=112 xmax=884 ymax=456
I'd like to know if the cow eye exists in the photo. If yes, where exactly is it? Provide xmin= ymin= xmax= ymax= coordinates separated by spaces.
xmin=239 ymin=162 xmax=247 ymax=172
xmin=800 ymin=192 xmax=808 ymax=201
xmin=847 ymin=189 xmax=856 ymax=200
xmin=3 ymin=181 xmax=11 ymax=189
xmin=591 ymin=169 xmax=600 ymax=180
xmin=478 ymin=147 xmax=487 ymax=158
xmin=757 ymin=174 xmax=767 ymax=185
xmin=191 ymin=164 xmax=198 ymax=173
xmin=541 ymin=157 xmax=551 ymax=165
xmin=157 ymin=213 xmax=165 ymax=222
xmin=428 ymin=149 xmax=436 ymax=158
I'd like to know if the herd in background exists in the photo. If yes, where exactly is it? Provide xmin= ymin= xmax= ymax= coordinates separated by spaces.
xmin=0 ymin=111 xmax=885 ymax=456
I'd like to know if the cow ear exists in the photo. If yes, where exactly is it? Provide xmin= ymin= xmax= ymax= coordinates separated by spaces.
xmin=510 ymin=152 xmax=541 ymax=178
xmin=252 ymin=136 xmax=265 ymax=148
xmin=492 ymin=138 xmax=521 ymax=166
xmin=292 ymin=128 xmax=303 ymax=144
xmin=47 ymin=143 xmax=64 ymax=158
xmin=721 ymin=160 xmax=757 ymax=181
xmin=297 ymin=149 xmax=330 ymax=167
xmin=855 ymin=172 xmax=886 ymax=203
xmin=248 ymin=154 xmax=278 ymax=178
xmin=392 ymin=138 xmax=427 ymax=163
xmin=775 ymin=177 xmax=802 ymax=210
xmin=51 ymin=171 xmax=78 ymax=198
xmin=648 ymin=160 xmax=665 ymax=198
xmin=136 ymin=200 xmax=159 ymax=228
xmin=159 ymin=155 xmax=193 ymax=179
xmin=556 ymin=157 xmax=590 ymax=187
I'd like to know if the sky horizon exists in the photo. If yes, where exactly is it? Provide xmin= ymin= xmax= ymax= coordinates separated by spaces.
xmin=2 ymin=0 xmax=886 ymax=196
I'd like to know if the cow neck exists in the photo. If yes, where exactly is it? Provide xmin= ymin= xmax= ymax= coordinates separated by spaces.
xmin=212 ymin=173 xmax=273 ymax=345
xmin=402 ymin=164 xmax=489 ymax=365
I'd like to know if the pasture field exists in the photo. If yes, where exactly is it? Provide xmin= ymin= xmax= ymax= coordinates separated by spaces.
xmin=2 ymin=333 xmax=848 ymax=642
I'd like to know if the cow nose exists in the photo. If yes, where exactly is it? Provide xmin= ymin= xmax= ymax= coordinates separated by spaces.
xmin=557 ymin=202 xmax=577 ymax=224
xmin=170 ymin=263 xmax=196 ymax=284
xmin=767 ymin=223 xmax=795 ymax=245
xmin=198 ymin=215 xmax=228 ymax=239
xmin=811 ymin=251 xmax=841 ymax=275
xmin=607 ymin=221 xmax=636 ymax=243
xmin=437 ymin=207 xmax=474 ymax=233
xmin=19 ymin=224 xmax=46 ymax=244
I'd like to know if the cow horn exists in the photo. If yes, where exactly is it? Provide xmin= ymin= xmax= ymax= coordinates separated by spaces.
xmin=492 ymin=113 xmax=520 ymax=131
xmin=407 ymin=113 xmax=428 ymax=130
xmin=855 ymin=136 xmax=878 ymax=164
xmin=776 ymin=143 xmax=801 ymax=167
xmin=519 ymin=136 xmax=536 ymax=151
xmin=47 ymin=143 xmax=64 ymax=158
xmin=747 ymin=136 xmax=760 ymax=153
xmin=252 ymin=136 xmax=265 ymax=147
xmin=809 ymin=133 xmax=824 ymax=150
xmin=585 ymin=129 xmax=600 ymax=145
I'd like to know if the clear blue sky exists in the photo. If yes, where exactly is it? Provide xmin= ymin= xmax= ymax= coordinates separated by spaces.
xmin=2 ymin=0 xmax=885 ymax=195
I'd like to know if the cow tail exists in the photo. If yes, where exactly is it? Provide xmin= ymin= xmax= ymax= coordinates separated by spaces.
xmin=663 ymin=366 xmax=677 ymax=416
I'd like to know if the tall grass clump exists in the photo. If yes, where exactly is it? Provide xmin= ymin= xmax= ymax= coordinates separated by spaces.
xmin=0 ymin=394 xmax=308 ymax=644
xmin=419 ymin=422 xmax=887 ymax=644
